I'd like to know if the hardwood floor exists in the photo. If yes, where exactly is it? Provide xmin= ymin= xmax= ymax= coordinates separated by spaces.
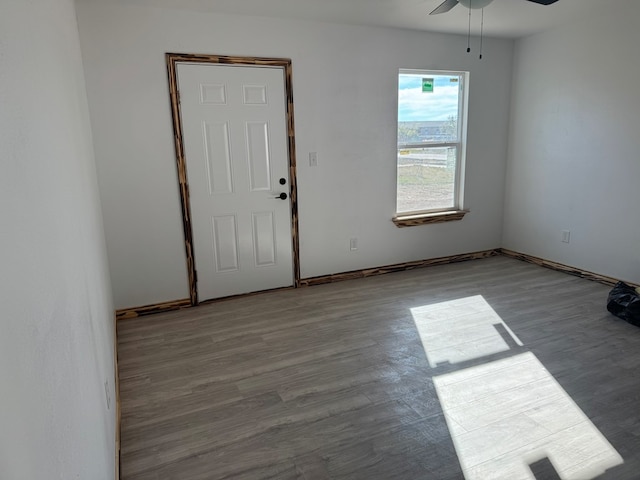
xmin=117 ymin=256 xmax=640 ymax=479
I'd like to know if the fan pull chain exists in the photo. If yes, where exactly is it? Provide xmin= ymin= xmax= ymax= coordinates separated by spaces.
xmin=479 ymin=7 xmax=484 ymax=59
xmin=467 ymin=6 xmax=472 ymax=53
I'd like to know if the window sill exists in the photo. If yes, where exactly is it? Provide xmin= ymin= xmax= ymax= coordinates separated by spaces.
xmin=392 ymin=210 xmax=469 ymax=227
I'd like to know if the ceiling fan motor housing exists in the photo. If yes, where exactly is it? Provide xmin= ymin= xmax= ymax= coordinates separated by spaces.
xmin=458 ymin=0 xmax=494 ymax=9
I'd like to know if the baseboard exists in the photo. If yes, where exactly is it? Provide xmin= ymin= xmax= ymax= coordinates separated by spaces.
xmin=116 ymin=248 xmax=632 ymax=322
xmin=116 ymin=298 xmax=191 ymax=321
xmin=499 ymin=248 xmax=639 ymax=288
xmin=114 ymin=314 xmax=121 ymax=480
xmin=299 ymin=249 xmax=501 ymax=287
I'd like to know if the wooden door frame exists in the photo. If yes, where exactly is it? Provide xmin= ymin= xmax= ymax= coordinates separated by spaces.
xmin=166 ymin=53 xmax=301 ymax=306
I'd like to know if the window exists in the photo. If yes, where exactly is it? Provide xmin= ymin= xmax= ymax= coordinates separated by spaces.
xmin=395 ymin=69 xmax=468 ymax=225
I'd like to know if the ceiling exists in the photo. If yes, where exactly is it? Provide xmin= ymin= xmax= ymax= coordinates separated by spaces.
xmin=84 ymin=0 xmax=615 ymax=38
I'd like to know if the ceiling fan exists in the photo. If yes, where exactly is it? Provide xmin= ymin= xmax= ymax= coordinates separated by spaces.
xmin=430 ymin=0 xmax=559 ymax=16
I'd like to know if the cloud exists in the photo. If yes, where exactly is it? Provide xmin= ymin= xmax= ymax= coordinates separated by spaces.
xmin=398 ymin=75 xmax=460 ymax=122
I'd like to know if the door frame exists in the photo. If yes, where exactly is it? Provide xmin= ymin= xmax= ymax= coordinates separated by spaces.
xmin=166 ymin=53 xmax=301 ymax=306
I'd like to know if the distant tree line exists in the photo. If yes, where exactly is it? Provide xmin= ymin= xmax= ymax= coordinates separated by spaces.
xmin=398 ymin=116 xmax=458 ymax=145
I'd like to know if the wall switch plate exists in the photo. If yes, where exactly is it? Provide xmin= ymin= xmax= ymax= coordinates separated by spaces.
xmin=562 ymin=230 xmax=571 ymax=243
xmin=350 ymin=237 xmax=358 ymax=251
xmin=309 ymin=152 xmax=318 ymax=167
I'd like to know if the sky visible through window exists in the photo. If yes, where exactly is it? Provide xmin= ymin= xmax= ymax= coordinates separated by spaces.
xmin=398 ymin=74 xmax=460 ymax=123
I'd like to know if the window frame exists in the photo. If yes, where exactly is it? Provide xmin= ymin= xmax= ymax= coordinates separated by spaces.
xmin=394 ymin=69 xmax=470 ymax=226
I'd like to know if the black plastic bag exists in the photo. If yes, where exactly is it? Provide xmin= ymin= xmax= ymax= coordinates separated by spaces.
xmin=607 ymin=281 xmax=640 ymax=327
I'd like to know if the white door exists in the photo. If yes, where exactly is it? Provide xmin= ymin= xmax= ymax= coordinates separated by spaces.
xmin=176 ymin=63 xmax=294 ymax=301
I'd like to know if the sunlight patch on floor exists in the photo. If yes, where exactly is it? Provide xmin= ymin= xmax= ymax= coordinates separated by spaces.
xmin=412 ymin=295 xmax=523 ymax=368
xmin=412 ymin=296 xmax=623 ymax=480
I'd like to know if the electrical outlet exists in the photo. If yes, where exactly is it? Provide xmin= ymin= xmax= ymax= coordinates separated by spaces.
xmin=104 ymin=380 xmax=111 ymax=410
xmin=562 ymin=230 xmax=571 ymax=244
xmin=309 ymin=152 xmax=318 ymax=167
xmin=350 ymin=237 xmax=358 ymax=251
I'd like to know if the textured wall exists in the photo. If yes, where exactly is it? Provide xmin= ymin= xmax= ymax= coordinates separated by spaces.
xmin=0 ymin=0 xmax=116 ymax=478
xmin=504 ymin=0 xmax=640 ymax=284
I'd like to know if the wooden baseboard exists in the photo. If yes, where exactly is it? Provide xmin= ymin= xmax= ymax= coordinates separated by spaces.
xmin=117 ymin=248 xmax=635 ymax=322
xmin=299 ymin=249 xmax=501 ymax=287
xmin=115 ymin=251 xmax=500 ymax=319
xmin=499 ymin=248 xmax=639 ymax=288
xmin=113 ymin=314 xmax=121 ymax=480
xmin=116 ymin=298 xmax=191 ymax=321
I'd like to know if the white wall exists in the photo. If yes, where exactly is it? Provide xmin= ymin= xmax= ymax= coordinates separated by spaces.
xmin=0 ymin=0 xmax=116 ymax=478
xmin=504 ymin=0 xmax=640 ymax=284
xmin=76 ymin=2 xmax=514 ymax=309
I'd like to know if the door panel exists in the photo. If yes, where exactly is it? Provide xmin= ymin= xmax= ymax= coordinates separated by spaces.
xmin=203 ymin=121 xmax=233 ymax=195
xmin=211 ymin=215 xmax=239 ymax=273
xmin=252 ymin=211 xmax=277 ymax=267
xmin=177 ymin=63 xmax=293 ymax=300
xmin=246 ymin=121 xmax=272 ymax=191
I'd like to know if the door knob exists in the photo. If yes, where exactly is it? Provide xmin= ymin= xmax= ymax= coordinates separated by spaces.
xmin=275 ymin=192 xmax=288 ymax=200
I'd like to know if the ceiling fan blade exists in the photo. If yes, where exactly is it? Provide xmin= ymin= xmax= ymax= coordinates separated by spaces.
xmin=524 ymin=0 xmax=559 ymax=5
xmin=430 ymin=0 xmax=459 ymax=15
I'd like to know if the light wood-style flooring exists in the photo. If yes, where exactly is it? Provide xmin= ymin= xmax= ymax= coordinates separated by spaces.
xmin=117 ymin=256 xmax=640 ymax=479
